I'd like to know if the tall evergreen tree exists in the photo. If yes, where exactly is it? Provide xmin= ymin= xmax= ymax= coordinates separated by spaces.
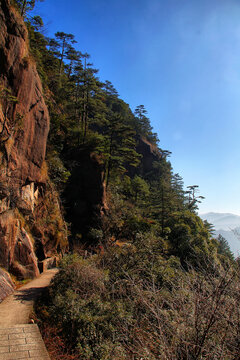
xmin=104 ymin=113 xmax=140 ymax=188
xmin=216 ymin=234 xmax=234 ymax=261
xmin=49 ymin=32 xmax=77 ymax=78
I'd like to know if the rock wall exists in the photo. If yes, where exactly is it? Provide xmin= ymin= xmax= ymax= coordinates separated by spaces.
xmin=126 ymin=136 xmax=162 ymax=178
xmin=0 ymin=210 xmax=39 ymax=279
xmin=136 ymin=137 xmax=161 ymax=175
xmin=0 ymin=0 xmax=68 ymax=299
xmin=0 ymin=268 xmax=15 ymax=303
xmin=0 ymin=0 xmax=49 ymax=185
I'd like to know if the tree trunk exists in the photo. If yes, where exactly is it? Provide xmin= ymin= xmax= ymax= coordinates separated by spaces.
xmin=21 ymin=0 xmax=27 ymax=16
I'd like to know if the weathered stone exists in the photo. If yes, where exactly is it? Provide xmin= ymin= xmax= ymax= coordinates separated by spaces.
xmin=0 ymin=0 xmax=49 ymax=185
xmin=136 ymin=136 xmax=161 ymax=175
xmin=38 ymin=256 xmax=58 ymax=273
xmin=0 ymin=268 xmax=15 ymax=303
xmin=0 ymin=198 xmax=10 ymax=214
xmin=0 ymin=0 xmax=67 ymax=292
xmin=19 ymin=183 xmax=35 ymax=213
xmin=0 ymin=210 xmax=39 ymax=280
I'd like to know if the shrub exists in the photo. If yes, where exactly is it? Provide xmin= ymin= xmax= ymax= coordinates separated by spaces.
xmin=46 ymin=255 xmax=128 ymax=359
xmin=37 ymin=251 xmax=240 ymax=359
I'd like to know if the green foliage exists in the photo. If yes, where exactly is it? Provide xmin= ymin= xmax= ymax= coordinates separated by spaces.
xmin=38 ymin=248 xmax=240 ymax=359
xmin=166 ymin=210 xmax=215 ymax=267
xmin=0 ymin=86 xmax=21 ymax=142
xmin=45 ymin=255 xmax=127 ymax=359
xmin=30 ymin=15 xmax=43 ymax=30
xmin=131 ymin=175 xmax=150 ymax=202
xmin=134 ymin=105 xmax=159 ymax=144
xmin=87 ymin=228 xmax=104 ymax=243
xmin=185 ymin=184 xmax=205 ymax=212
xmin=47 ymin=151 xmax=70 ymax=189
xmin=50 ymin=32 xmax=77 ymax=78
xmin=15 ymin=0 xmax=44 ymax=17
xmin=216 ymin=234 xmax=234 ymax=261
xmin=103 ymin=114 xmax=141 ymax=187
xmin=0 ymin=86 xmax=18 ymax=105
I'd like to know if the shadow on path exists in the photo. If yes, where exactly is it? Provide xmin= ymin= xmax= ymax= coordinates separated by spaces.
xmin=0 ymin=268 xmax=58 ymax=326
xmin=14 ymin=286 xmax=48 ymax=302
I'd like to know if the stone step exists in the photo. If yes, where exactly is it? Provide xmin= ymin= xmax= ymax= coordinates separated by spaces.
xmin=0 ymin=324 xmax=50 ymax=359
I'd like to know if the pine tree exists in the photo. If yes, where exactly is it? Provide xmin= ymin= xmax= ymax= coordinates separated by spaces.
xmin=15 ymin=0 xmax=44 ymax=18
xmin=216 ymin=234 xmax=234 ymax=261
xmin=185 ymin=185 xmax=205 ymax=212
xmin=50 ymin=32 xmax=77 ymax=78
xmin=104 ymin=113 xmax=140 ymax=188
xmin=134 ymin=105 xmax=158 ymax=143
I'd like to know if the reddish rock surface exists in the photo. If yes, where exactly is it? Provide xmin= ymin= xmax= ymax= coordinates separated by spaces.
xmin=137 ymin=137 xmax=161 ymax=175
xmin=0 ymin=0 xmax=49 ymax=185
xmin=0 ymin=0 xmax=67 ymax=289
xmin=0 ymin=267 xmax=15 ymax=303
xmin=0 ymin=210 xmax=39 ymax=279
xmin=126 ymin=136 xmax=161 ymax=178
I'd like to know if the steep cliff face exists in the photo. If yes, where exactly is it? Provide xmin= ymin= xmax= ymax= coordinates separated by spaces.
xmin=127 ymin=136 xmax=161 ymax=178
xmin=136 ymin=137 xmax=161 ymax=175
xmin=0 ymin=0 xmax=49 ymax=184
xmin=0 ymin=0 xmax=67 ymax=297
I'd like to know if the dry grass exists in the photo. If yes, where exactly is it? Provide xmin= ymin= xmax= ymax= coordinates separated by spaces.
xmin=40 ymin=323 xmax=79 ymax=360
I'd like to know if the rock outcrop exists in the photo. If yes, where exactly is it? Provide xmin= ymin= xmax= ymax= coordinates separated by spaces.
xmin=0 ymin=268 xmax=15 ymax=303
xmin=0 ymin=0 xmax=68 ymax=295
xmin=0 ymin=210 xmax=39 ymax=279
xmin=0 ymin=0 xmax=49 ymax=184
xmin=126 ymin=136 xmax=161 ymax=178
xmin=136 ymin=137 xmax=161 ymax=175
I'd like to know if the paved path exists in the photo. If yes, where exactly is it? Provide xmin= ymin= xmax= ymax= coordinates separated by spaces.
xmin=0 ymin=269 xmax=58 ymax=359
xmin=0 ymin=324 xmax=50 ymax=359
xmin=0 ymin=269 xmax=58 ymax=326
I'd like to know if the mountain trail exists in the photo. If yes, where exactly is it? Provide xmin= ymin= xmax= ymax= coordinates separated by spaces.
xmin=0 ymin=269 xmax=58 ymax=327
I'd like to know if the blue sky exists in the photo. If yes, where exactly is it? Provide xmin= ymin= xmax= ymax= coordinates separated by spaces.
xmin=34 ymin=0 xmax=240 ymax=215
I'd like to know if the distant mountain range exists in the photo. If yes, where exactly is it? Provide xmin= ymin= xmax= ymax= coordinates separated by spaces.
xmin=200 ymin=212 xmax=240 ymax=257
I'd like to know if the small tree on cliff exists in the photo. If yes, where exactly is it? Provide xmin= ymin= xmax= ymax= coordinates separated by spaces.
xmin=185 ymin=185 xmax=205 ymax=212
xmin=0 ymin=86 xmax=19 ymax=142
xmin=134 ymin=105 xmax=158 ymax=144
xmin=15 ymin=0 xmax=44 ymax=18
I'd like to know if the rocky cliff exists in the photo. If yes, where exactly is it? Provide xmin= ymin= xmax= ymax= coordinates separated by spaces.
xmin=126 ymin=136 xmax=161 ymax=178
xmin=136 ymin=136 xmax=161 ymax=175
xmin=0 ymin=0 xmax=67 ymax=300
